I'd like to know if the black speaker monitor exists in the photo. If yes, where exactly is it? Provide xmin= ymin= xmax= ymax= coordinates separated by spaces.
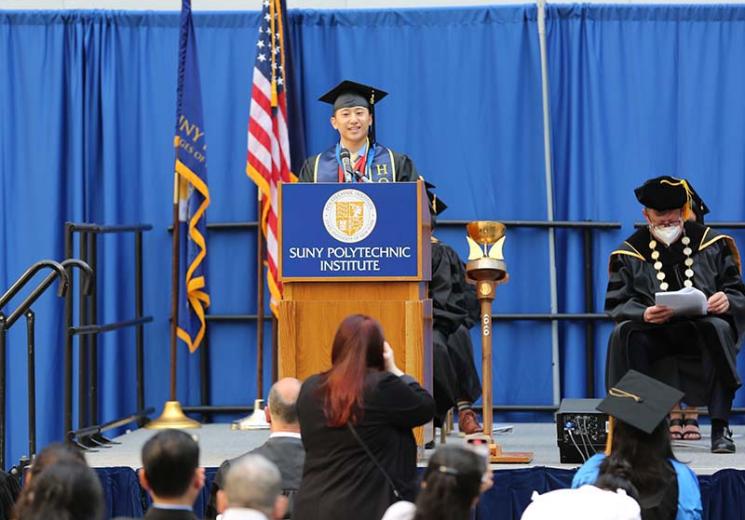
xmin=556 ymin=398 xmax=609 ymax=464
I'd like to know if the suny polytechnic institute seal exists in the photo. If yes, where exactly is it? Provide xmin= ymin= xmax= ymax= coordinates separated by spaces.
xmin=322 ymin=189 xmax=377 ymax=243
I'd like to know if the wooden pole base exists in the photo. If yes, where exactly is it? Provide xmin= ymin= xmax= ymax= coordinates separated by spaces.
xmin=489 ymin=441 xmax=533 ymax=464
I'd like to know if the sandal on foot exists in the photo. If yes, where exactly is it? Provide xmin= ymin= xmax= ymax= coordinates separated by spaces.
xmin=669 ymin=418 xmax=683 ymax=440
xmin=682 ymin=418 xmax=702 ymax=441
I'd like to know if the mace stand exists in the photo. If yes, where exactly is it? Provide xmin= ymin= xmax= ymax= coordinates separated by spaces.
xmin=466 ymin=221 xmax=533 ymax=464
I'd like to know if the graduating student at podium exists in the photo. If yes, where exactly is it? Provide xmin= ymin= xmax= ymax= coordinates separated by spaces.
xmin=298 ymin=80 xmax=419 ymax=183
xmin=604 ymin=176 xmax=745 ymax=453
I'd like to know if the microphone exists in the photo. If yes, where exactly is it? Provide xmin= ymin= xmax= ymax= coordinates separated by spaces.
xmin=339 ymin=148 xmax=354 ymax=183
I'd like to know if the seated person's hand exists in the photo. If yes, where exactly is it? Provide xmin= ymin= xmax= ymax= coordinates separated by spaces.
xmin=643 ymin=304 xmax=673 ymax=324
xmin=707 ymin=291 xmax=730 ymax=314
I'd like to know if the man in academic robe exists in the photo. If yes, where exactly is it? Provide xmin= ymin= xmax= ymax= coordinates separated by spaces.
xmin=298 ymin=80 xmax=418 ymax=183
xmin=605 ymin=175 xmax=745 ymax=453
xmin=427 ymin=186 xmax=483 ymax=434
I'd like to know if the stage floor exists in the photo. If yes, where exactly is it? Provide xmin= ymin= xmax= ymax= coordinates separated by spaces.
xmin=84 ymin=422 xmax=743 ymax=475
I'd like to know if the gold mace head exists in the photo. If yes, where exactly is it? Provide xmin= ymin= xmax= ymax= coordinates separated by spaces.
xmin=466 ymin=221 xmax=507 ymax=262
xmin=465 ymin=221 xmax=508 ymax=282
xmin=466 ymin=221 xmax=505 ymax=246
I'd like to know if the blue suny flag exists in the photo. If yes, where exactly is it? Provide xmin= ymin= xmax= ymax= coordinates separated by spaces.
xmin=174 ymin=0 xmax=210 ymax=352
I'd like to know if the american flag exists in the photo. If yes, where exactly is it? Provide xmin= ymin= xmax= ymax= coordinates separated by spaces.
xmin=246 ymin=0 xmax=296 ymax=314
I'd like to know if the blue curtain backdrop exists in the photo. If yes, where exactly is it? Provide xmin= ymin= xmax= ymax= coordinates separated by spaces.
xmin=2 ymin=4 xmax=745 ymax=471
xmin=545 ymin=5 xmax=745 ymax=400
xmin=0 ymin=6 xmax=553 ymax=468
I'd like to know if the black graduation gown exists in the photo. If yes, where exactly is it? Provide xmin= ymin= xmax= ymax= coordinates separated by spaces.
xmin=604 ymin=221 xmax=745 ymax=404
xmin=430 ymin=240 xmax=482 ymax=422
xmin=293 ymin=371 xmax=434 ymax=520
xmin=297 ymin=144 xmax=418 ymax=183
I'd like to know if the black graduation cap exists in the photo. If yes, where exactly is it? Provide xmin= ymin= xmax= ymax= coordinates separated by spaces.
xmin=597 ymin=370 xmax=684 ymax=434
xmin=319 ymin=80 xmax=388 ymax=144
xmin=421 ymin=178 xmax=447 ymax=216
xmin=634 ymin=175 xmax=710 ymax=223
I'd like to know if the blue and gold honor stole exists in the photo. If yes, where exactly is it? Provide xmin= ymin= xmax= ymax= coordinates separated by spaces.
xmin=173 ymin=0 xmax=210 ymax=353
xmin=313 ymin=141 xmax=396 ymax=182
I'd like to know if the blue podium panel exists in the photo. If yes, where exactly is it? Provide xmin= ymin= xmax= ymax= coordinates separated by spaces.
xmin=280 ymin=182 xmax=426 ymax=280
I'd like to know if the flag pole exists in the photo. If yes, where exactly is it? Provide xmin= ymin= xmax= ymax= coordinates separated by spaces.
xmin=231 ymin=192 xmax=270 ymax=431
xmin=256 ymin=195 xmax=265 ymax=401
xmin=170 ymin=176 xmax=180 ymax=402
xmin=147 ymin=173 xmax=201 ymax=430
xmin=147 ymin=0 xmax=206 ymax=430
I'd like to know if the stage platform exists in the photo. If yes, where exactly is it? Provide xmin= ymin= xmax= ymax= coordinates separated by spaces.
xmin=85 ymin=422 xmax=743 ymax=473
xmin=87 ymin=422 xmax=745 ymax=519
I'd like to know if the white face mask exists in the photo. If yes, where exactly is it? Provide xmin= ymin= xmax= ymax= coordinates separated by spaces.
xmin=651 ymin=224 xmax=684 ymax=246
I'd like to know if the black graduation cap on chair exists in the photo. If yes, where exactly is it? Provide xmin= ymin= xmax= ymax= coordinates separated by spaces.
xmin=597 ymin=370 xmax=684 ymax=434
xmin=319 ymin=80 xmax=388 ymax=144
xmin=634 ymin=175 xmax=710 ymax=223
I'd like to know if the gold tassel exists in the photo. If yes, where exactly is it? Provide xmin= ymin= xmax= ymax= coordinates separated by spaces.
xmin=605 ymin=415 xmax=614 ymax=456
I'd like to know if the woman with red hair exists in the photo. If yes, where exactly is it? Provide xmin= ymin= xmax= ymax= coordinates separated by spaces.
xmin=293 ymin=314 xmax=435 ymax=520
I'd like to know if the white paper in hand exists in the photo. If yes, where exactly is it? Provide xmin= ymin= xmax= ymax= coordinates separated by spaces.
xmin=655 ymin=287 xmax=707 ymax=316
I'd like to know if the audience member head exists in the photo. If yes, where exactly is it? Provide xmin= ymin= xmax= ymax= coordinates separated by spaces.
xmin=266 ymin=377 xmax=302 ymax=431
xmin=217 ymin=454 xmax=286 ymax=519
xmin=26 ymin=443 xmax=86 ymax=485
xmin=139 ymin=429 xmax=204 ymax=506
xmin=520 ymin=486 xmax=641 ymax=520
xmin=321 ymin=314 xmax=386 ymax=426
xmin=598 ymin=370 xmax=682 ymax=496
xmin=21 ymin=460 xmax=104 ymax=520
xmin=412 ymin=445 xmax=489 ymax=520
xmin=11 ymin=442 xmax=87 ymax=520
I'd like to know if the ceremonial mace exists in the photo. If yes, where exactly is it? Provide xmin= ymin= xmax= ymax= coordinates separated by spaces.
xmin=466 ymin=221 xmax=532 ymax=463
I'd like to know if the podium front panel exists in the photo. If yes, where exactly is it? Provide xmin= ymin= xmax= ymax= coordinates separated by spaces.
xmin=280 ymin=182 xmax=429 ymax=281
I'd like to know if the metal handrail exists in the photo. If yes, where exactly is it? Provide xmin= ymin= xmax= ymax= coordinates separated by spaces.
xmin=4 ymin=263 xmax=87 ymax=329
xmin=69 ymin=316 xmax=153 ymax=336
xmin=61 ymin=259 xmax=94 ymax=295
xmin=65 ymin=222 xmax=153 ymax=433
xmin=0 ymin=260 xmax=69 ymax=311
xmin=68 ymin=407 xmax=154 ymax=451
xmin=67 ymin=223 xmax=153 ymax=234
xmin=0 ymin=260 xmax=71 ymax=470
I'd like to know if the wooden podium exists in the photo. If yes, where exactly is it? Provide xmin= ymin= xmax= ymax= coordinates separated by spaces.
xmin=277 ymin=181 xmax=433 ymax=443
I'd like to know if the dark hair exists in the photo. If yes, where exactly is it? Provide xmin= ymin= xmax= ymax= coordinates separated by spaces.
xmin=11 ymin=443 xmax=87 ymax=520
xmin=319 ymin=314 xmax=385 ymax=426
xmin=141 ymin=430 xmax=199 ymax=498
xmin=599 ymin=419 xmax=675 ymax=498
xmin=413 ymin=445 xmax=486 ymax=520
xmin=22 ymin=461 xmax=104 ymax=520
xmin=28 ymin=443 xmax=86 ymax=481
xmin=595 ymin=457 xmax=640 ymax=501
